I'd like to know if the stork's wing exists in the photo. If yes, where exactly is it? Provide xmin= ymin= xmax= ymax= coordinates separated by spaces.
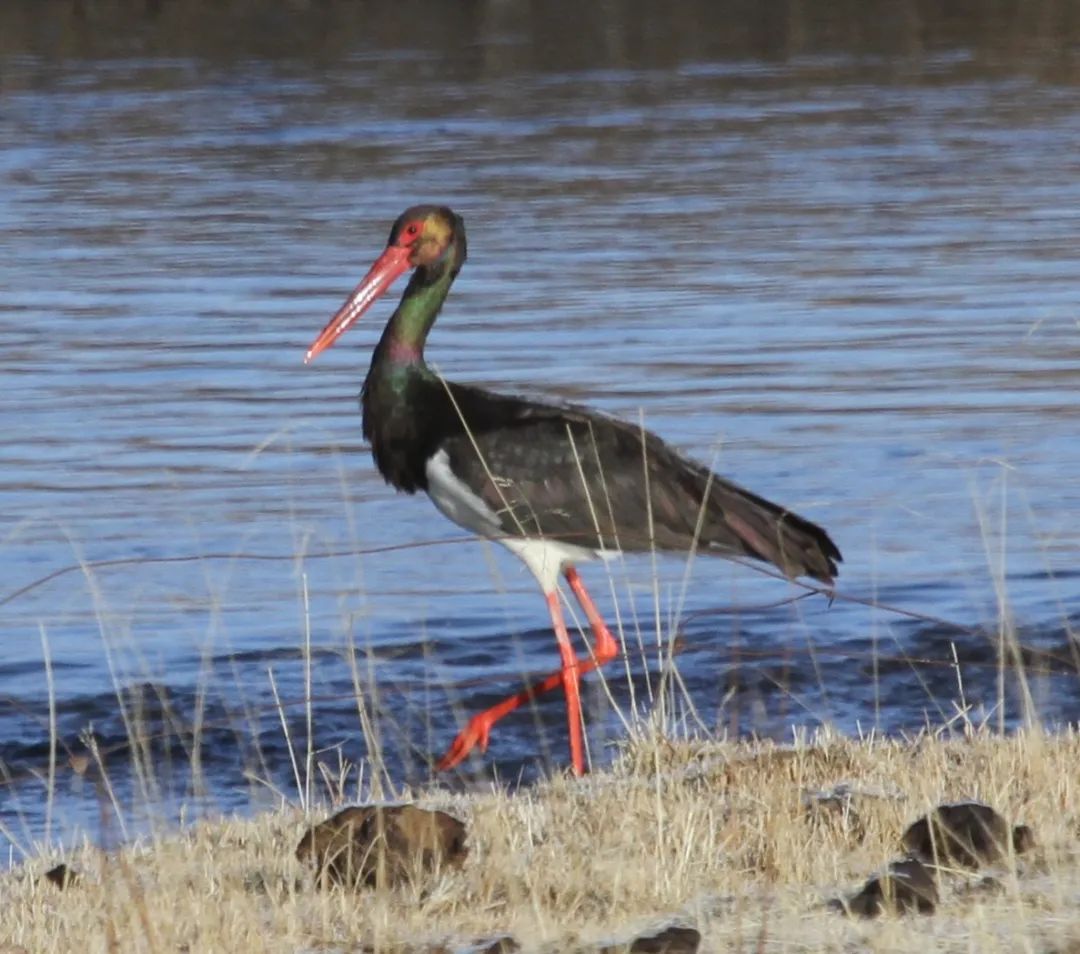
xmin=436 ymin=396 xmax=841 ymax=584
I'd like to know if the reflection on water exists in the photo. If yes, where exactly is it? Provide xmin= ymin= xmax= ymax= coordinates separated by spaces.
xmin=1 ymin=0 xmax=1079 ymax=854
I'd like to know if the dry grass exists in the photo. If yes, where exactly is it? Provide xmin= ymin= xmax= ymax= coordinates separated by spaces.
xmin=2 ymin=728 xmax=1080 ymax=953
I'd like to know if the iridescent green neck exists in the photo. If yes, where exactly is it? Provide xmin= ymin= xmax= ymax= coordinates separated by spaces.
xmin=376 ymin=260 xmax=456 ymax=367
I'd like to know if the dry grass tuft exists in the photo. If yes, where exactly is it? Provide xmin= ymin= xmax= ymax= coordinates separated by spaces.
xmin=2 ymin=728 xmax=1080 ymax=952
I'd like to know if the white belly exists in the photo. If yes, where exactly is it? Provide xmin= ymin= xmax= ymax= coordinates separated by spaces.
xmin=424 ymin=448 xmax=606 ymax=592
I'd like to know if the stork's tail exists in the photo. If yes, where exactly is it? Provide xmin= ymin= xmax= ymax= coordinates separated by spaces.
xmin=707 ymin=483 xmax=842 ymax=585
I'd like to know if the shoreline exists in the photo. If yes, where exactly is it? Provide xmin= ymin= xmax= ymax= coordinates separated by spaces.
xmin=3 ymin=728 xmax=1078 ymax=952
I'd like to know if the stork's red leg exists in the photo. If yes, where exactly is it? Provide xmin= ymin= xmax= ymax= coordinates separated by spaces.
xmin=438 ymin=590 xmax=585 ymax=774
xmin=437 ymin=568 xmax=620 ymax=774
xmin=546 ymin=590 xmax=585 ymax=774
xmin=435 ymin=664 xmax=569 ymax=772
xmin=563 ymin=566 xmax=619 ymax=666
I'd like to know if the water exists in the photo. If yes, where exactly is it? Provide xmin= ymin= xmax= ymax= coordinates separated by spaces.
xmin=2 ymin=1 xmax=1079 ymax=855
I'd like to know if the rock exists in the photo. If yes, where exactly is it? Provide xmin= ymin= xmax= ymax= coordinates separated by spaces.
xmin=296 ymin=804 xmax=468 ymax=889
xmin=43 ymin=863 xmax=79 ymax=889
xmin=356 ymin=944 xmax=450 ymax=954
xmin=955 ymin=874 xmax=1006 ymax=900
xmin=628 ymin=926 xmax=701 ymax=954
xmin=598 ymin=925 xmax=701 ymax=954
xmin=901 ymin=801 xmax=1033 ymax=868
xmin=470 ymin=937 xmax=520 ymax=954
xmin=836 ymin=857 xmax=938 ymax=917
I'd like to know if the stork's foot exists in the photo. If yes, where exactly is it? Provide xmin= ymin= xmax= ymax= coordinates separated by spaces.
xmin=436 ymin=567 xmax=619 ymax=775
xmin=437 ymin=711 xmax=496 ymax=771
xmin=436 ymin=665 xmax=568 ymax=772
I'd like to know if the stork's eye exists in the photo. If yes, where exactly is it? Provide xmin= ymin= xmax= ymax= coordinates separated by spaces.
xmin=404 ymin=223 xmax=420 ymax=239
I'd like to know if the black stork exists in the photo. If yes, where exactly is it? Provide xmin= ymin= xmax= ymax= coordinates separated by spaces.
xmin=305 ymin=205 xmax=841 ymax=776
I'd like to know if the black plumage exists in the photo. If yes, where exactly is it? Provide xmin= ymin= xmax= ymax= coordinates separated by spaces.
xmin=362 ymin=369 xmax=840 ymax=584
